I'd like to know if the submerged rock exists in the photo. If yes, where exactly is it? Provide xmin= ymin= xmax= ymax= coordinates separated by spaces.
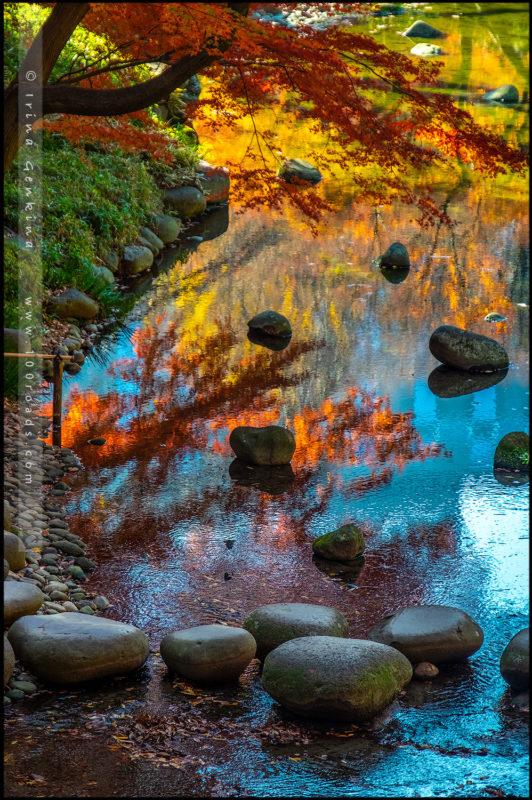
xmin=312 ymin=523 xmax=365 ymax=562
xmin=4 ymin=582 xmax=44 ymax=625
xmin=379 ymin=242 xmax=410 ymax=268
xmin=428 ymin=365 xmax=507 ymax=398
xmin=243 ymin=602 xmax=349 ymax=660
xmin=229 ymin=459 xmax=295 ymax=495
xmin=247 ymin=310 xmax=292 ymax=337
xmin=160 ymin=624 xmax=256 ymax=683
xmin=7 ymin=613 xmax=149 ymax=684
xmin=484 ymin=84 xmax=520 ymax=104
xmin=229 ymin=425 xmax=296 ymax=466
xmin=500 ymin=628 xmax=529 ymax=691
xmin=429 ymin=325 xmax=509 ymax=372
xmin=369 ymin=605 xmax=484 ymax=664
xmin=48 ymin=289 xmax=99 ymax=320
xmin=278 ymin=159 xmax=322 ymax=185
xmin=262 ymin=636 xmax=412 ymax=721
xmin=403 ymin=20 xmax=445 ymax=38
xmin=164 ymin=186 xmax=206 ymax=219
xmin=493 ymin=431 xmax=529 ymax=473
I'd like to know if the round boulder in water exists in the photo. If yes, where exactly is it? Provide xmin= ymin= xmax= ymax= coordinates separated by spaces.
xmin=403 ymin=20 xmax=445 ymax=38
xmin=247 ymin=329 xmax=292 ymax=351
xmin=493 ymin=431 xmax=529 ymax=474
xmin=278 ymin=159 xmax=322 ymax=185
xmin=4 ymin=582 xmax=44 ymax=625
xmin=229 ymin=425 xmax=296 ymax=466
xmin=247 ymin=310 xmax=292 ymax=338
xmin=312 ymin=523 xmax=365 ymax=562
xmin=121 ymin=245 xmax=153 ymax=276
xmin=429 ymin=325 xmax=509 ymax=372
xmin=379 ymin=242 xmax=410 ymax=268
xmin=7 ymin=612 xmax=149 ymax=684
xmin=262 ymin=636 xmax=412 ymax=721
xmin=153 ymin=214 xmax=182 ymax=244
xmin=484 ymin=84 xmax=520 ymax=104
xmin=243 ymin=602 xmax=348 ymax=660
xmin=160 ymin=624 xmax=256 ymax=683
xmin=368 ymin=605 xmax=484 ymax=664
xmin=500 ymin=628 xmax=529 ymax=691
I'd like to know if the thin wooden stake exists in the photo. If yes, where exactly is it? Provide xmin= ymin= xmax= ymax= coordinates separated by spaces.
xmin=52 ymin=355 xmax=64 ymax=447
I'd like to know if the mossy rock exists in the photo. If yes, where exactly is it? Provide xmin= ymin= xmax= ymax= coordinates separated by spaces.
xmin=139 ymin=227 xmax=164 ymax=253
xmin=153 ymin=214 xmax=182 ymax=244
xmin=312 ymin=523 xmax=365 ymax=562
xmin=92 ymin=266 xmax=115 ymax=286
xmin=493 ymin=431 xmax=529 ymax=473
xmin=121 ymin=245 xmax=154 ymax=275
xmin=48 ymin=289 xmax=99 ymax=320
xmin=262 ymin=636 xmax=412 ymax=721
xmin=243 ymin=603 xmax=348 ymax=660
xmin=247 ymin=310 xmax=292 ymax=337
xmin=164 ymin=186 xmax=206 ymax=219
xmin=229 ymin=425 xmax=296 ymax=466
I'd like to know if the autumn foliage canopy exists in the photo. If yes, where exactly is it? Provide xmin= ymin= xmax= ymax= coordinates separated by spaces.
xmin=6 ymin=2 xmax=528 ymax=223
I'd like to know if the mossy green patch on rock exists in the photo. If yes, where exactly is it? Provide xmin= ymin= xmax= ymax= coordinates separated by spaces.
xmin=312 ymin=523 xmax=365 ymax=562
xmin=493 ymin=431 xmax=529 ymax=473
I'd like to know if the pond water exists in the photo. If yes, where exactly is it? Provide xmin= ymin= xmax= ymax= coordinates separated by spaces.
xmin=5 ymin=3 xmax=529 ymax=798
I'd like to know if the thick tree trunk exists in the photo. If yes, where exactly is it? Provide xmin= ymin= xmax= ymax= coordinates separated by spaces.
xmin=4 ymin=3 xmax=90 ymax=174
xmin=4 ymin=2 xmax=250 ymax=174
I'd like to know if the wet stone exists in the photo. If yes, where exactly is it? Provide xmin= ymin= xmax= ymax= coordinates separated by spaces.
xmin=54 ymin=540 xmax=84 ymax=557
xmin=312 ymin=523 xmax=365 ymax=562
xmin=369 ymin=605 xmax=484 ymax=664
xmin=243 ymin=602 xmax=349 ymax=660
xmin=229 ymin=425 xmax=296 ymax=466
xmin=429 ymin=325 xmax=509 ymax=373
xmin=262 ymin=636 xmax=413 ymax=722
xmin=414 ymin=661 xmax=439 ymax=680
xmin=247 ymin=310 xmax=292 ymax=338
xmin=500 ymin=628 xmax=529 ymax=691
xmin=161 ymin=624 xmax=257 ymax=683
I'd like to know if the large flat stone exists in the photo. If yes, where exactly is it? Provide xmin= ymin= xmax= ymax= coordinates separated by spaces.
xmin=368 ymin=605 xmax=484 ymax=664
xmin=4 ymin=582 xmax=44 ymax=625
xmin=243 ymin=603 xmax=348 ymax=660
xmin=7 ymin=613 xmax=149 ymax=684
xmin=262 ymin=636 xmax=412 ymax=721
xmin=160 ymin=624 xmax=256 ymax=682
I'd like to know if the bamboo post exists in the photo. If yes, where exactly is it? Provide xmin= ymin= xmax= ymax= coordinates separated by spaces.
xmin=52 ymin=355 xmax=64 ymax=447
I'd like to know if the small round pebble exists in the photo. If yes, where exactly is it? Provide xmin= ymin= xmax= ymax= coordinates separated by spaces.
xmin=414 ymin=661 xmax=439 ymax=680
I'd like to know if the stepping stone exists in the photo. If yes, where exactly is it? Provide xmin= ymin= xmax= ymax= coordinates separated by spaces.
xmin=368 ymin=605 xmax=484 ymax=664
xmin=7 ymin=613 xmax=149 ymax=684
xmin=4 ymin=582 xmax=44 ymax=625
xmin=243 ymin=603 xmax=348 ymax=660
xmin=262 ymin=636 xmax=412 ymax=721
xmin=4 ymin=531 xmax=26 ymax=571
xmin=500 ymin=628 xmax=529 ymax=691
xmin=160 ymin=624 xmax=256 ymax=682
xmin=312 ymin=523 xmax=365 ymax=562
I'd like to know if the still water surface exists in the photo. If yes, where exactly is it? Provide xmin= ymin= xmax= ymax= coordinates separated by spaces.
xmin=5 ymin=3 xmax=529 ymax=797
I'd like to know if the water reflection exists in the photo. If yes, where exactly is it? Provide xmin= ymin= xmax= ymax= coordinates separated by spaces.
xmin=312 ymin=555 xmax=365 ymax=585
xmin=247 ymin=329 xmax=292 ymax=351
xmin=228 ymin=459 xmax=295 ymax=495
xmin=428 ymin=365 xmax=508 ymax=398
xmin=379 ymin=267 xmax=410 ymax=284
